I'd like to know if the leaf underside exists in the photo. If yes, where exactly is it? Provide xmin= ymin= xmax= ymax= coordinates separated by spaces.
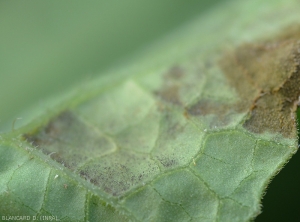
xmin=1 ymin=0 xmax=300 ymax=221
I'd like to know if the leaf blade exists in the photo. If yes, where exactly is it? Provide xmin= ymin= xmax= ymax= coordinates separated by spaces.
xmin=1 ymin=0 xmax=300 ymax=221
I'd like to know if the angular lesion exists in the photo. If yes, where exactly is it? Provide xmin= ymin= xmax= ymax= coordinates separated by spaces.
xmin=23 ymin=111 xmax=116 ymax=171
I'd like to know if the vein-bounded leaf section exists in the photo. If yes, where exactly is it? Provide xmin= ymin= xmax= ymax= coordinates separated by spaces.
xmin=1 ymin=0 xmax=300 ymax=221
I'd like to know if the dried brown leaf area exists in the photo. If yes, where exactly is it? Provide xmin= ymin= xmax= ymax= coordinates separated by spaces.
xmin=220 ymin=26 xmax=300 ymax=138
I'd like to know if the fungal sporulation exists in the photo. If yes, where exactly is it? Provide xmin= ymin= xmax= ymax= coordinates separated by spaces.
xmin=219 ymin=25 xmax=300 ymax=138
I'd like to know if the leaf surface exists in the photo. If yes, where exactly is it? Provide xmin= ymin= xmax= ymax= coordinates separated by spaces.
xmin=1 ymin=0 xmax=300 ymax=221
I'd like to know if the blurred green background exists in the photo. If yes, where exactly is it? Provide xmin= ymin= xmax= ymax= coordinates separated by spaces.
xmin=0 ymin=0 xmax=217 ymax=129
xmin=1 ymin=1 xmax=300 ymax=221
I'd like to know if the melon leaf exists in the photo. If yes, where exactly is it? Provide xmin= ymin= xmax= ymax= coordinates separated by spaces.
xmin=1 ymin=0 xmax=300 ymax=221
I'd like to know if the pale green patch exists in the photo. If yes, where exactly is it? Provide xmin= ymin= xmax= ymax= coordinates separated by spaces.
xmin=76 ymin=80 xmax=155 ymax=135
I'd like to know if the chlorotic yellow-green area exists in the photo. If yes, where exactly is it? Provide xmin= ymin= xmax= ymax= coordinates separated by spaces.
xmin=1 ymin=0 xmax=300 ymax=221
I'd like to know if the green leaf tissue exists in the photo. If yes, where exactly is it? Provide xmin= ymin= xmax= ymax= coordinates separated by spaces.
xmin=1 ymin=0 xmax=300 ymax=221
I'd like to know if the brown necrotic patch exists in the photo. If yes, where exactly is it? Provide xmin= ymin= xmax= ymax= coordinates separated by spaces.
xmin=219 ymin=25 xmax=300 ymax=138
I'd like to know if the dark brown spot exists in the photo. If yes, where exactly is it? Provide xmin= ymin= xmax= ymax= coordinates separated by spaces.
xmin=155 ymin=85 xmax=182 ymax=105
xmin=183 ymin=110 xmax=190 ymax=119
xmin=164 ymin=66 xmax=184 ymax=80
xmin=155 ymin=84 xmax=182 ymax=106
xmin=79 ymin=170 xmax=89 ymax=180
xmin=154 ymin=66 xmax=184 ymax=105
xmin=90 ymin=178 xmax=99 ymax=185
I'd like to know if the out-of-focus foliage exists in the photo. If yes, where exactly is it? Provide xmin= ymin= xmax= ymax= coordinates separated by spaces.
xmin=0 ymin=0 xmax=219 ymax=129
